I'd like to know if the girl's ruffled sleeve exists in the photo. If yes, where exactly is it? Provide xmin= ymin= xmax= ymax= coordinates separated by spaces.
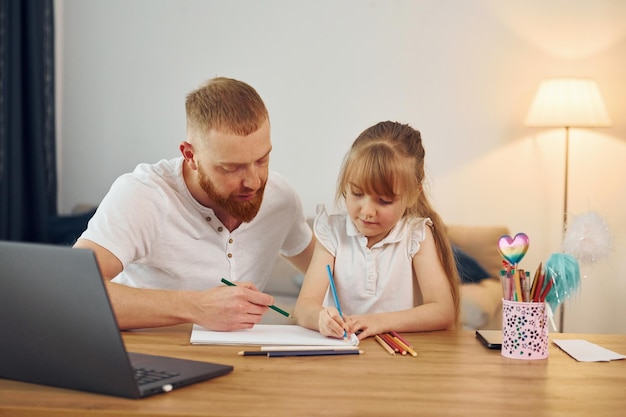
xmin=313 ymin=204 xmax=338 ymax=256
xmin=408 ymin=217 xmax=433 ymax=257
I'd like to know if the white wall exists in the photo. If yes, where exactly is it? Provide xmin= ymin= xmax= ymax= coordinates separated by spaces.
xmin=55 ymin=0 xmax=626 ymax=334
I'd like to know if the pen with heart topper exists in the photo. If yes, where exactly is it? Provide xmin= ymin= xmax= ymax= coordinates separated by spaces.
xmin=497 ymin=212 xmax=612 ymax=334
xmin=497 ymin=232 xmax=582 ymax=331
xmin=498 ymin=233 xmax=532 ymax=302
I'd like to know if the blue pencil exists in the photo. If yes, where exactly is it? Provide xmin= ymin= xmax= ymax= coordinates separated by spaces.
xmin=326 ymin=264 xmax=347 ymax=339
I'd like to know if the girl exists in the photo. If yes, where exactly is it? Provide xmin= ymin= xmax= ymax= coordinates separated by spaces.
xmin=294 ymin=121 xmax=460 ymax=340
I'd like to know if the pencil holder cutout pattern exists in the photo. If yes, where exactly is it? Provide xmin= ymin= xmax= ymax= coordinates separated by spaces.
xmin=502 ymin=300 xmax=548 ymax=360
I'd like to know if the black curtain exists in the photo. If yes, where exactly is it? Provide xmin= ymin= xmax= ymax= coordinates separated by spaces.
xmin=0 ymin=0 xmax=57 ymax=242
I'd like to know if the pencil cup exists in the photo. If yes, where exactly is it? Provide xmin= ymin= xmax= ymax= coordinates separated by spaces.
xmin=501 ymin=300 xmax=548 ymax=360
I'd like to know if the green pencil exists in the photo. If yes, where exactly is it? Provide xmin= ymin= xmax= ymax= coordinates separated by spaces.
xmin=220 ymin=278 xmax=293 ymax=318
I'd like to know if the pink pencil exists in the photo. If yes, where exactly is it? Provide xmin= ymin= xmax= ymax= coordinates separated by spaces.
xmin=390 ymin=331 xmax=413 ymax=349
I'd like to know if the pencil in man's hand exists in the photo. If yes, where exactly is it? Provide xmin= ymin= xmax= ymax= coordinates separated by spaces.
xmin=220 ymin=278 xmax=293 ymax=318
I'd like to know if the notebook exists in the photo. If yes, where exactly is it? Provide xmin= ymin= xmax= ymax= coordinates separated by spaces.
xmin=0 ymin=240 xmax=233 ymax=399
xmin=191 ymin=324 xmax=360 ymax=346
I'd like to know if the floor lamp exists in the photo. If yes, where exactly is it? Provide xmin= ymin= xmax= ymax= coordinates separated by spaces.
xmin=525 ymin=78 xmax=611 ymax=332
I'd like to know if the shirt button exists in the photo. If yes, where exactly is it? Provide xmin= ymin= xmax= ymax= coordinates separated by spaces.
xmin=227 ymin=253 xmax=233 ymax=258
xmin=228 ymin=238 xmax=234 ymax=244
xmin=218 ymin=227 xmax=223 ymax=232
xmin=205 ymin=216 xmax=211 ymax=222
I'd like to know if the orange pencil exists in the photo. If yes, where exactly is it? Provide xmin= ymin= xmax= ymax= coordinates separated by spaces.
xmin=375 ymin=335 xmax=395 ymax=355
xmin=392 ymin=335 xmax=417 ymax=357
xmin=390 ymin=331 xmax=413 ymax=349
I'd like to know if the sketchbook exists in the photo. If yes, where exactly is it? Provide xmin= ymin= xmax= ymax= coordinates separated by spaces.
xmin=190 ymin=324 xmax=359 ymax=346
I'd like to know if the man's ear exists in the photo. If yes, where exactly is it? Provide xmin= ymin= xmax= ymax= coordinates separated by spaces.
xmin=179 ymin=141 xmax=197 ymax=170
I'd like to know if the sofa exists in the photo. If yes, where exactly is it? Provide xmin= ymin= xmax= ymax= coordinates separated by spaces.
xmin=262 ymin=224 xmax=508 ymax=330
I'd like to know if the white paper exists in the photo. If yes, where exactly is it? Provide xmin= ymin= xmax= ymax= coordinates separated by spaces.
xmin=190 ymin=324 xmax=359 ymax=346
xmin=552 ymin=339 xmax=626 ymax=362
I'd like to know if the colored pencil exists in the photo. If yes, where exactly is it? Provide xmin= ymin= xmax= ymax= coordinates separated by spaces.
xmin=390 ymin=331 xmax=417 ymax=356
xmin=529 ymin=263 xmax=542 ymax=301
xmin=238 ymin=349 xmax=363 ymax=357
xmin=220 ymin=278 xmax=292 ymax=318
xmin=268 ymin=350 xmax=363 ymax=358
xmin=539 ymin=278 xmax=554 ymax=302
xmin=375 ymin=335 xmax=395 ymax=355
xmin=381 ymin=333 xmax=405 ymax=355
xmin=390 ymin=331 xmax=413 ymax=349
xmin=378 ymin=333 xmax=399 ymax=353
xmin=532 ymin=272 xmax=545 ymax=302
xmin=326 ymin=265 xmax=347 ymax=339
xmin=260 ymin=345 xmax=359 ymax=351
xmin=238 ymin=350 xmax=271 ymax=356
xmin=391 ymin=335 xmax=417 ymax=357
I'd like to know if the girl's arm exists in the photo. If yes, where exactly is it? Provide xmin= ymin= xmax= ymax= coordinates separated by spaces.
xmin=346 ymin=226 xmax=456 ymax=339
xmin=293 ymin=241 xmax=346 ymax=338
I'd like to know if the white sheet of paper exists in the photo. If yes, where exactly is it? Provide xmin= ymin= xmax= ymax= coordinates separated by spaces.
xmin=552 ymin=339 xmax=626 ymax=362
xmin=190 ymin=324 xmax=359 ymax=346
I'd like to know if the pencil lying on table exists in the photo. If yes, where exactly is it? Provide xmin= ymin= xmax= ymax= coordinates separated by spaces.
xmin=390 ymin=331 xmax=417 ymax=357
xmin=390 ymin=331 xmax=413 ymax=349
xmin=380 ymin=333 xmax=404 ymax=355
xmin=260 ymin=345 xmax=359 ymax=351
xmin=375 ymin=335 xmax=395 ymax=355
xmin=391 ymin=335 xmax=417 ymax=357
xmin=238 ymin=349 xmax=364 ymax=357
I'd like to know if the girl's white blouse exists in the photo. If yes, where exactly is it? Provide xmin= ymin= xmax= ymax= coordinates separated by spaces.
xmin=314 ymin=206 xmax=432 ymax=314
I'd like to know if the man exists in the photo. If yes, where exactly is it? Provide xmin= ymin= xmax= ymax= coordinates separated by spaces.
xmin=74 ymin=77 xmax=314 ymax=331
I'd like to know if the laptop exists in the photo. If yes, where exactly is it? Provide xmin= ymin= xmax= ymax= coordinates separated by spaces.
xmin=0 ymin=240 xmax=233 ymax=399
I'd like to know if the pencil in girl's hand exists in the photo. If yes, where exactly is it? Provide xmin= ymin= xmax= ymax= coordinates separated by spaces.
xmin=326 ymin=265 xmax=347 ymax=339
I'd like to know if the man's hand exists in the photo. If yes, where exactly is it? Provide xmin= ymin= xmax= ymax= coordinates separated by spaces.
xmin=186 ymin=283 xmax=275 ymax=331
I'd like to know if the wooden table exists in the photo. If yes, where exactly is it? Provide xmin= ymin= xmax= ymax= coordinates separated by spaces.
xmin=1 ymin=324 xmax=625 ymax=416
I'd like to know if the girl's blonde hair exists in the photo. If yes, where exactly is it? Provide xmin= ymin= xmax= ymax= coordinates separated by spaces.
xmin=336 ymin=121 xmax=460 ymax=325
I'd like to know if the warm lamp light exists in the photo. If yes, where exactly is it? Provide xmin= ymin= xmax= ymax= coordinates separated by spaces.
xmin=526 ymin=78 xmax=611 ymax=127
xmin=525 ymin=77 xmax=611 ymax=333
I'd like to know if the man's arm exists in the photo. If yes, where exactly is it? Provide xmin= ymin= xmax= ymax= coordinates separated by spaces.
xmin=74 ymin=238 xmax=124 ymax=280
xmin=73 ymin=238 xmax=275 ymax=330
xmin=284 ymin=235 xmax=316 ymax=275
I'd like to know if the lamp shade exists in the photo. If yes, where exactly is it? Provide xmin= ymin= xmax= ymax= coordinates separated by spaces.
xmin=525 ymin=78 xmax=611 ymax=127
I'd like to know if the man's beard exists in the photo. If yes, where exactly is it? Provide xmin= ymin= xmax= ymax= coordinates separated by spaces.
xmin=198 ymin=170 xmax=266 ymax=223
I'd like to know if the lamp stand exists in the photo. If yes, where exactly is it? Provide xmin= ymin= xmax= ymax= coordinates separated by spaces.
xmin=558 ymin=126 xmax=570 ymax=333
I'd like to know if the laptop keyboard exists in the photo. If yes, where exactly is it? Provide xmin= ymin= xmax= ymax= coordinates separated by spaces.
xmin=133 ymin=367 xmax=180 ymax=385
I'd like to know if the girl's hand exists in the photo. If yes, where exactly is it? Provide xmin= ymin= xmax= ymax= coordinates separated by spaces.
xmin=345 ymin=314 xmax=388 ymax=340
xmin=318 ymin=307 xmax=347 ymax=339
